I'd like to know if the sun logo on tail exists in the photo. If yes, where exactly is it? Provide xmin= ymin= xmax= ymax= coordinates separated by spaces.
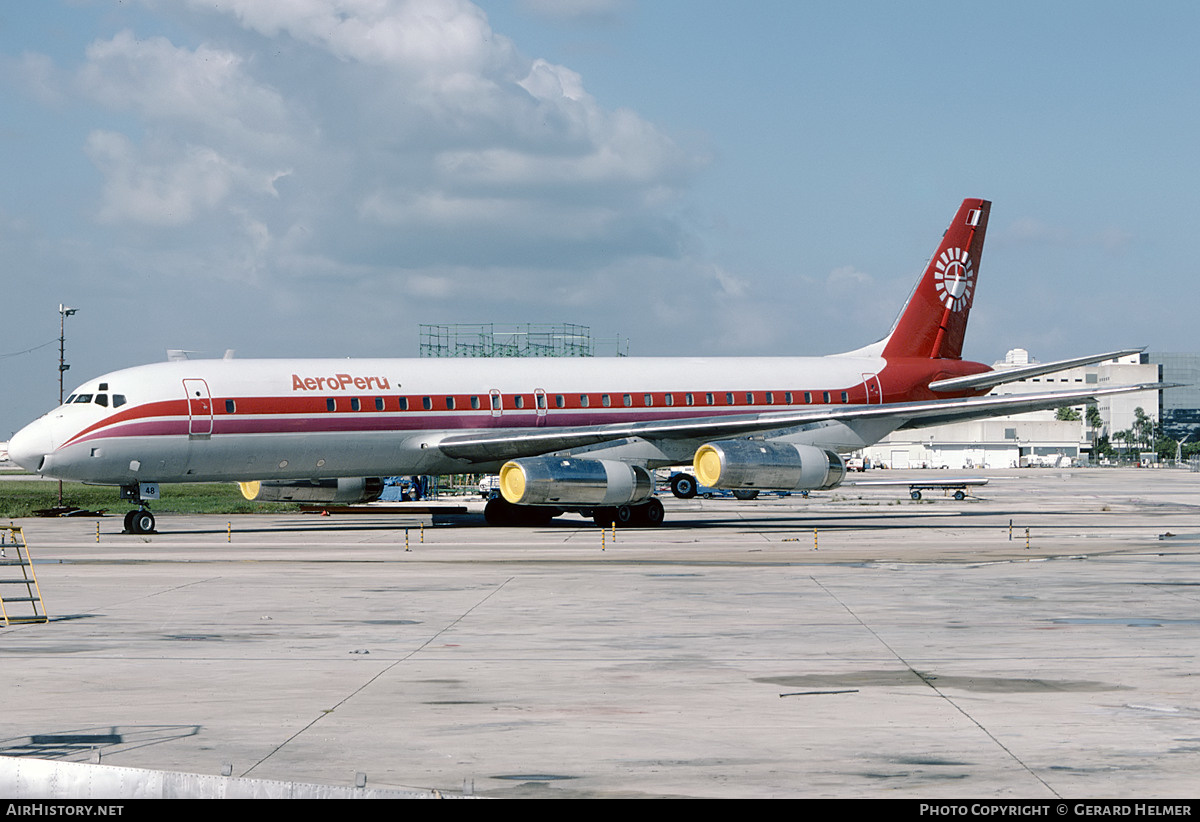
xmin=934 ymin=248 xmax=975 ymax=312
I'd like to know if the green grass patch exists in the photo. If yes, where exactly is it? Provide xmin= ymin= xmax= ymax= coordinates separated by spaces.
xmin=0 ymin=480 xmax=301 ymax=518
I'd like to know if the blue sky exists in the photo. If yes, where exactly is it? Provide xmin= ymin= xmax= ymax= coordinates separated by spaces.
xmin=3 ymin=0 xmax=1198 ymax=435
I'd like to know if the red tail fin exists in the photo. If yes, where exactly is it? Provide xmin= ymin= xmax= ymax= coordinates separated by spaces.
xmin=881 ymin=198 xmax=990 ymax=361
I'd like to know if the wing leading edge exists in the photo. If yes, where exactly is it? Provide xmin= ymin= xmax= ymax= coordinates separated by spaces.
xmin=436 ymin=381 xmax=1170 ymax=464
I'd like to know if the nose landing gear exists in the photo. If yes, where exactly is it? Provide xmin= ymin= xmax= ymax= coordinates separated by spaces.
xmin=120 ymin=482 xmax=160 ymax=534
xmin=123 ymin=508 xmax=156 ymax=535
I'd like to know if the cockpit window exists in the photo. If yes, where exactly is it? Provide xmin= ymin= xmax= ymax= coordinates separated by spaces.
xmin=95 ymin=394 xmax=109 ymax=407
xmin=113 ymin=395 xmax=127 ymax=408
xmin=73 ymin=394 xmax=93 ymax=403
xmin=65 ymin=394 xmax=76 ymax=404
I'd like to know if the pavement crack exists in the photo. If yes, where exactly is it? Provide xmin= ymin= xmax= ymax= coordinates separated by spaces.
xmin=809 ymin=575 xmax=1063 ymax=799
xmin=239 ymin=576 xmax=515 ymax=778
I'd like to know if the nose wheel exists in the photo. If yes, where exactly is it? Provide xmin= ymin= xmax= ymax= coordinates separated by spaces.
xmin=120 ymin=482 xmax=160 ymax=534
xmin=123 ymin=508 xmax=156 ymax=534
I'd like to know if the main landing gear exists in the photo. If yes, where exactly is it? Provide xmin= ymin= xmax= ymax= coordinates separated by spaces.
xmin=120 ymin=482 xmax=160 ymax=534
xmin=483 ymin=496 xmax=666 ymax=527
xmin=483 ymin=497 xmax=559 ymax=526
xmin=591 ymin=497 xmax=664 ymax=528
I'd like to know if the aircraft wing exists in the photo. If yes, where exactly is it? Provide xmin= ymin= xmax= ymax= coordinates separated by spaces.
xmin=927 ymin=348 xmax=1144 ymax=393
xmin=436 ymin=381 xmax=1169 ymax=464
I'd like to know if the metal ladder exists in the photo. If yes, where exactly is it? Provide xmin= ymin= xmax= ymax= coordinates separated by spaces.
xmin=1 ymin=525 xmax=49 ymax=625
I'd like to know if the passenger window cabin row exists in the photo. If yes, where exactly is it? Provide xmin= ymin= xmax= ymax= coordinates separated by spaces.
xmin=67 ymin=387 xmax=854 ymax=416
xmin=219 ymin=390 xmax=853 ymax=414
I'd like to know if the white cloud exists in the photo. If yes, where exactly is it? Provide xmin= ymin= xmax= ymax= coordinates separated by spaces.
xmin=519 ymin=58 xmax=586 ymax=102
xmin=405 ymin=272 xmax=458 ymax=298
xmin=7 ymin=0 xmax=713 ymax=377
xmin=195 ymin=0 xmax=520 ymax=77
xmin=708 ymin=263 xmax=749 ymax=298
xmin=73 ymin=30 xmax=304 ymax=229
xmin=15 ymin=52 xmax=66 ymax=107
xmin=79 ymin=30 xmax=299 ymax=151
xmin=85 ymin=131 xmax=237 ymax=225
xmin=359 ymin=189 xmax=624 ymax=240
xmin=825 ymin=265 xmax=873 ymax=295
xmin=57 ymin=0 xmax=700 ymax=272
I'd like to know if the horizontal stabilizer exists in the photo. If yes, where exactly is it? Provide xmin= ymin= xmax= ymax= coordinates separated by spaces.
xmin=928 ymin=348 xmax=1145 ymax=393
xmin=894 ymin=382 xmax=1175 ymax=431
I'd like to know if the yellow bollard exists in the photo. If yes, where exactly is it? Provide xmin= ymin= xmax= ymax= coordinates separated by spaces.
xmin=96 ymin=522 xmax=101 ymax=543
xmin=814 ymin=528 xmax=818 ymax=551
xmin=227 ymin=522 xmax=232 ymax=543
xmin=420 ymin=523 xmax=425 ymax=543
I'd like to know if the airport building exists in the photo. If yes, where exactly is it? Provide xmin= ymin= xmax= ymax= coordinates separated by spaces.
xmin=860 ymin=349 xmax=1162 ymax=469
xmin=1147 ymin=352 xmax=1200 ymax=443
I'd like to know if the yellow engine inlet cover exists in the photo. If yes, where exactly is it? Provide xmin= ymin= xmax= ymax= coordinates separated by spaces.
xmin=237 ymin=481 xmax=262 ymax=501
xmin=498 ymin=462 xmax=527 ymax=504
xmin=693 ymin=444 xmax=724 ymax=487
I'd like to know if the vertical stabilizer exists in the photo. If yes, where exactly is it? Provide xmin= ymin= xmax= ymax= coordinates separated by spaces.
xmin=881 ymin=198 xmax=990 ymax=361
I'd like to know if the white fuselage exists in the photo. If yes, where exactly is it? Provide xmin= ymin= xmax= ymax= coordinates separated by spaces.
xmin=10 ymin=353 xmax=902 ymax=485
xmin=10 ymin=198 xmax=1004 ymax=493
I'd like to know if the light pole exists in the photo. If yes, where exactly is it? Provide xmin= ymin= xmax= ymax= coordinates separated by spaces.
xmin=58 ymin=304 xmax=77 ymax=405
xmin=57 ymin=304 xmax=77 ymax=507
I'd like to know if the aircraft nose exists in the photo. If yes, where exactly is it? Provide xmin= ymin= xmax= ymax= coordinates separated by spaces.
xmin=8 ymin=418 xmax=54 ymax=473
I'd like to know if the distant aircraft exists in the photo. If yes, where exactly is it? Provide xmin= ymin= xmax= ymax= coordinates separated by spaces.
xmin=8 ymin=199 xmax=1157 ymax=532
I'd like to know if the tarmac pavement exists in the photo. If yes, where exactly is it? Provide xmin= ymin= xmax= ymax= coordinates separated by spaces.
xmin=1 ymin=468 xmax=1198 ymax=798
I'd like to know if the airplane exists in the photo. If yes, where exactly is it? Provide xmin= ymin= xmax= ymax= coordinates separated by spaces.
xmin=8 ymin=198 xmax=1162 ymax=533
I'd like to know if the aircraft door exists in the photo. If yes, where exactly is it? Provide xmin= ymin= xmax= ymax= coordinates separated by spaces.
xmin=861 ymin=373 xmax=883 ymax=404
xmin=183 ymin=379 xmax=214 ymax=436
xmin=489 ymin=389 xmax=502 ymax=418
xmin=534 ymin=388 xmax=548 ymax=426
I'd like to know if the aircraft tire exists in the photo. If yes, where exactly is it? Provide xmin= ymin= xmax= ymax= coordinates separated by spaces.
xmin=484 ymin=497 xmax=514 ymax=526
xmin=516 ymin=506 xmax=556 ymax=526
xmin=123 ymin=510 xmax=136 ymax=533
xmin=732 ymin=489 xmax=760 ymax=501
xmin=131 ymin=510 xmax=155 ymax=534
xmin=614 ymin=505 xmax=636 ymax=526
xmin=910 ymin=490 xmax=922 ymax=500
xmin=486 ymin=498 xmax=557 ymax=527
xmin=638 ymin=498 xmax=665 ymax=526
xmin=953 ymin=490 xmax=966 ymax=501
xmin=593 ymin=507 xmax=616 ymax=528
xmin=670 ymin=473 xmax=698 ymax=499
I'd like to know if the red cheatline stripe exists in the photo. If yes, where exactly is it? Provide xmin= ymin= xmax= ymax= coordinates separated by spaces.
xmin=58 ymin=381 xmax=879 ymax=449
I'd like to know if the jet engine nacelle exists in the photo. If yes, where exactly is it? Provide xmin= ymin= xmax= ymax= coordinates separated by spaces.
xmin=499 ymin=457 xmax=654 ymax=507
xmin=693 ymin=440 xmax=846 ymax=491
xmin=238 ymin=477 xmax=385 ymax=504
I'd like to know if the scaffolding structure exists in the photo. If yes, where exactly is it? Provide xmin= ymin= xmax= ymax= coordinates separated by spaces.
xmin=419 ymin=323 xmax=627 ymax=358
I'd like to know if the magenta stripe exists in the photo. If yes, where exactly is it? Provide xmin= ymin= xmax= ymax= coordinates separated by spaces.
xmin=60 ymin=405 xmax=782 ymax=449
